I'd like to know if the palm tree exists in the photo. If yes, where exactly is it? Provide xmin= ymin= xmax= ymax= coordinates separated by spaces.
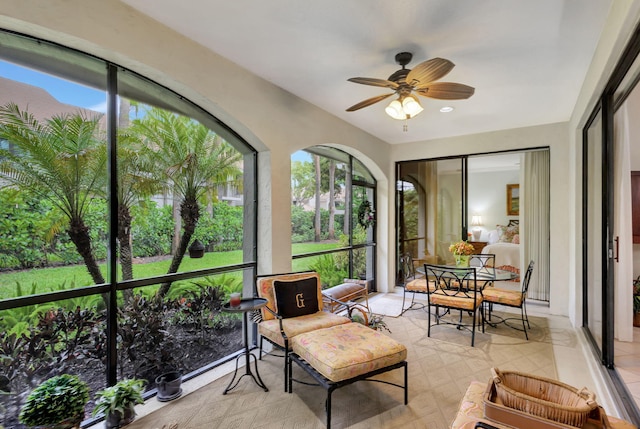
xmin=130 ymin=107 xmax=241 ymax=298
xmin=0 ymin=103 xmax=107 ymax=285
xmin=113 ymin=131 xmax=159 ymax=290
xmin=114 ymin=98 xmax=161 ymax=299
xmin=314 ymin=155 xmax=321 ymax=242
xmin=328 ymin=160 xmax=336 ymax=240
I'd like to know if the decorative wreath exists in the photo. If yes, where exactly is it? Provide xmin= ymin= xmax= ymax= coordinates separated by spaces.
xmin=357 ymin=200 xmax=376 ymax=229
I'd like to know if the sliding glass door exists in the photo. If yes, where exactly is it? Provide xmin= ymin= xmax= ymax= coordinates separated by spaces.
xmin=396 ymin=151 xmax=549 ymax=299
xmin=397 ymin=158 xmax=464 ymax=268
xmin=583 ymin=105 xmax=607 ymax=358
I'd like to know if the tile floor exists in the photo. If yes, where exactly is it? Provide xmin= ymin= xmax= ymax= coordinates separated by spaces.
xmin=615 ymin=327 xmax=640 ymax=410
xmin=88 ymin=291 xmax=625 ymax=428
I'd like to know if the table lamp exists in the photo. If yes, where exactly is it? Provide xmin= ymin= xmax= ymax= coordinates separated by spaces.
xmin=471 ymin=215 xmax=483 ymax=241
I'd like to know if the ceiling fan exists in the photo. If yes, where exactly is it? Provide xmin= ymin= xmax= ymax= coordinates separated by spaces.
xmin=346 ymin=52 xmax=475 ymax=126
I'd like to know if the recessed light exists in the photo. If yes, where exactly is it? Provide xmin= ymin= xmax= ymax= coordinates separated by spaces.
xmin=440 ymin=106 xmax=454 ymax=113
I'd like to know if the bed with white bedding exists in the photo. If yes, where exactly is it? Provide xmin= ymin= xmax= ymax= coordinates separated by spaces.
xmin=482 ymin=220 xmax=520 ymax=279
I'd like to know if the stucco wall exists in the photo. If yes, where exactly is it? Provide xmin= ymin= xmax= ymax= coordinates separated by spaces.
xmin=0 ymin=0 xmax=391 ymax=284
xmin=391 ymin=122 xmax=570 ymax=315
xmin=3 ymin=1 xmax=640 ymax=320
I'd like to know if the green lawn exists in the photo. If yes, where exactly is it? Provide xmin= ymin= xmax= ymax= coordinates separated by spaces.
xmin=0 ymin=242 xmax=340 ymax=300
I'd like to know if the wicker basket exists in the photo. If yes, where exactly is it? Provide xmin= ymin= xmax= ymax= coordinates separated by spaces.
xmin=491 ymin=368 xmax=598 ymax=427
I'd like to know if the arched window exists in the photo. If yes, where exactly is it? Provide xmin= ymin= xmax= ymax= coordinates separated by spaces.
xmin=0 ymin=30 xmax=257 ymax=427
xmin=291 ymin=146 xmax=376 ymax=290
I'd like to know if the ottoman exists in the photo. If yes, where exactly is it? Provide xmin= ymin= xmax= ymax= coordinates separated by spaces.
xmin=289 ymin=322 xmax=408 ymax=428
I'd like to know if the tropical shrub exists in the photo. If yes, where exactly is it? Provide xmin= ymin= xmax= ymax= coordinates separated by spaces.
xmin=193 ymin=202 xmax=244 ymax=251
xmin=84 ymin=200 xmax=109 ymax=261
xmin=19 ymin=374 xmax=89 ymax=427
xmin=309 ymin=254 xmax=348 ymax=288
xmin=130 ymin=201 xmax=173 ymax=257
xmin=169 ymin=275 xmax=240 ymax=343
xmin=118 ymin=295 xmax=180 ymax=380
xmin=0 ymin=190 xmax=51 ymax=269
xmin=333 ymin=226 xmax=368 ymax=277
xmin=291 ymin=205 xmax=315 ymax=242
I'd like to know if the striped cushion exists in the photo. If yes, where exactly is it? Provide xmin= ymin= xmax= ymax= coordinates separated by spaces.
xmin=291 ymin=323 xmax=407 ymax=382
xmin=430 ymin=290 xmax=482 ymax=311
xmin=258 ymin=311 xmax=350 ymax=348
xmin=483 ymin=287 xmax=523 ymax=306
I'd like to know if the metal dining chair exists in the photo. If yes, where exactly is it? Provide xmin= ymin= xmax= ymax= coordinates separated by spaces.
xmin=470 ymin=253 xmax=496 ymax=289
xmin=424 ymin=263 xmax=484 ymax=347
xmin=482 ymin=260 xmax=535 ymax=340
xmin=400 ymin=253 xmax=436 ymax=314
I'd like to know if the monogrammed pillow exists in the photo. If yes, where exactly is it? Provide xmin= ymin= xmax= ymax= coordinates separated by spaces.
xmin=273 ymin=277 xmax=319 ymax=318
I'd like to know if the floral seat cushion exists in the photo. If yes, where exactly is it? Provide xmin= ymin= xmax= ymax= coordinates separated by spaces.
xmin=406 ymin=278 xmax=436 ymax=292
xmin=291 ymin=322 xmax=407 ymax=383
xmin=430 ymin=290 xmax=483 ymax=311
xmin=482 ymin=287 xmax=522 ymax=306
xmin=258 ymin=311 xmax=350 ymax=349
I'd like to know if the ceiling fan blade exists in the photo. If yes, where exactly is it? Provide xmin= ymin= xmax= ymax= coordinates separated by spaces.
xmin=414 ymin=82 xmax=475 ymax=100
xmin=406 ymin=58 xmax=455 ymax=87
xmin=346 ymin=93 xmax=394 ymax=111
xmin=347 ymin=77 xmax=400 ymax=90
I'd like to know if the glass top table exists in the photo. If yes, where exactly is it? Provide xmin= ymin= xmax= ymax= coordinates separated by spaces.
xmin=416 ymin=265 xmax=519 ymax=282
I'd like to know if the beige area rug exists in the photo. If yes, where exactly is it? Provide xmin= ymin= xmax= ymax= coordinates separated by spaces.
xmin=369 ymin=293 xmax=577 ymax=347
xmin=123 ymin=297 xmax=572 ymax=429
xmin=369 ymin=294 xmax=416 ymax=317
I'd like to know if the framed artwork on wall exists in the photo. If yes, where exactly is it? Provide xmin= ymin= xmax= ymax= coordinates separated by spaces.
xmin=507 ymin=184 xmax=519 ymax=216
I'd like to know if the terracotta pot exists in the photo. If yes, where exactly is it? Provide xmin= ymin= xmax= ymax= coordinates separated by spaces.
xmin=633 ymin=312 xmax=640 ymax=327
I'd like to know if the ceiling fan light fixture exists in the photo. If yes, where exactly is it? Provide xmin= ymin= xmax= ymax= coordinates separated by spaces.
xmin=347 ymin=52 xmax=473 ymax=128
xmin=402 ymin=95 xmax=423 ymax=116
xmin=385 ymin=96 xmax=423 ymax=120
xmin=385 ymin=99 xmax=405 ymax=120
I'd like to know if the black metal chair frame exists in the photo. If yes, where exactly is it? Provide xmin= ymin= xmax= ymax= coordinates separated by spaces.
xmin=400 ymin=253 xmax=427 ymax=314
xmin=484 ymin=260 xmax=535 ymax=340
xmin=424 ymin=263 xmax=485 ymax=347
xmin=288 ymin=352 xmax=407 ymax=429
xmin=255 ymin=272 xmax=355 ymax=391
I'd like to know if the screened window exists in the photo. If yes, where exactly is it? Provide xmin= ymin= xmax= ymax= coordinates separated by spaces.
xmin=0 ymin=30 xmax=257 ymax=428
xmin=291 ymin=146 xmax=376 ymax=290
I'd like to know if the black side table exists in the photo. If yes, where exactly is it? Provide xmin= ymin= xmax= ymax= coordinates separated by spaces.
xmin=221 ymin=297 xmax=269 ymax=394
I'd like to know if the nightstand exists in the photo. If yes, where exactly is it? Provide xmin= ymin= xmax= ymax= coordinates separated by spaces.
xmin=468 ymin=241 xmax=488 ymax=254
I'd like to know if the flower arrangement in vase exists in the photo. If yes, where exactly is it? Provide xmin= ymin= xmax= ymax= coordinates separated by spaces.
xmin=449 ymin=240 xmax=475 ymax=267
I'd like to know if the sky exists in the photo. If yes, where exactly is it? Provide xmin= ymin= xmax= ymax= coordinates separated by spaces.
xmin=0 ymin=60 xmax=106 ymax=112
xmin=0 ymin=59 xmax=314 ymax=162
xmin=291 ymin=151 xmax=311 ymax=162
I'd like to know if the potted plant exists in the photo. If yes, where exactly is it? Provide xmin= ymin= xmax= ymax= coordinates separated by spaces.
xmin=19 ymin=374 xmax=89 ymax=429
xmin=92 ymin=378 xmax=146 ymax=428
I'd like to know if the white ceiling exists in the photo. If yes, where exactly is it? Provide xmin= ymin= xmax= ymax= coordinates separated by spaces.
xmin=122 ymin=0 xmax=612 ymax=145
